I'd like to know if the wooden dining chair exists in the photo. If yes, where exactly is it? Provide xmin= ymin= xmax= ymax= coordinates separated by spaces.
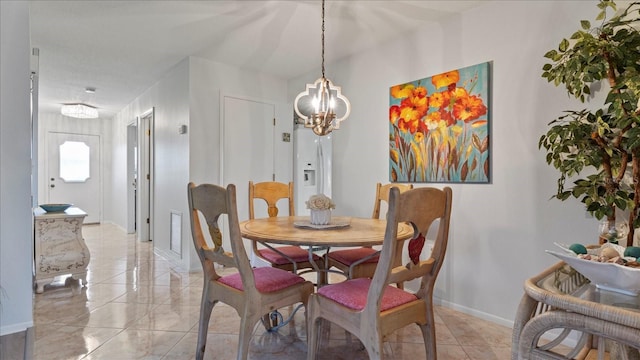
xmin=187 ymin=182 xmax=314 ymax=360
xmin=325 ymin=183 xmax=413 ymax=285
xmin=249 ymin=181 xmax=324 ymax=279
xmin=307 ymin=186 xmax=452 ymax=360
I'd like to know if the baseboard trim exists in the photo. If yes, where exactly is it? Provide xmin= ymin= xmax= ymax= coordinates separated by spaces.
xmin=433 ymin=297 xmax=514 ymax=328
xmin=0 ymin=321 xmax=33 ymax=337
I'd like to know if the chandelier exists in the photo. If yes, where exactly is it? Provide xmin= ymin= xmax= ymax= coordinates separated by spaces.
xmin=61 ymin=103 xmax=99 ymax=119
xmin=293 ymin=0 xmax=350 ymax=136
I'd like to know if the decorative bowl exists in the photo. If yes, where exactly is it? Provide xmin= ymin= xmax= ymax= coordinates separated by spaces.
xmin=39 ymin=203 xmax=72 ymax=212
xmin=546 ymin=248 xmax=640 ymax=296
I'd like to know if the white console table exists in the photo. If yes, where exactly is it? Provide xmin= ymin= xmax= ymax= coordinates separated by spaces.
xmin=34 ymin=206 xmax=90 ymax=293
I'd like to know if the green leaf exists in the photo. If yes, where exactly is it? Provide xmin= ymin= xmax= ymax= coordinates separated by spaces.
xmin=559 ymin=39 xmax=570 ymax=52
xmin=587 ymin=202 xmax=600 ymax=212
xmin=596 ymin=11 xmax=606 ymax=20
xmin=542 ymin=64 xmax=552 ymax=71
xmin=614 ymin=198 xmax=628 ymax=210
xmin=581 ymin=20 xmax=591 ymax=30
xmin=605 ymin=147 xmax=613 ymax=157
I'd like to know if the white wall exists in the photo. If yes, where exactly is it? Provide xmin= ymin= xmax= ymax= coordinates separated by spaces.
xmin=109 ymin=59 xmax=190 ymax=269
xmin=0 ymin=0 xmax=34 ymax=336
xmin=290 ymin=0 xmax=601 ymax=325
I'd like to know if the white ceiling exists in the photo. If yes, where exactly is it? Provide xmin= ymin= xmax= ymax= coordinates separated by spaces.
xmin=29 ymin=0 xmax=487 ymax=118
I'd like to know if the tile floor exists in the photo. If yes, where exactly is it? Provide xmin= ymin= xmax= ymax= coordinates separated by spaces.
xmin=33 ymin=223 xmax=514 ymax=359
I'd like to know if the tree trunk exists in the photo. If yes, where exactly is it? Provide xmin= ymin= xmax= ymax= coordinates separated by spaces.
xmin=628 ymin=153 xmax=640 ymax=247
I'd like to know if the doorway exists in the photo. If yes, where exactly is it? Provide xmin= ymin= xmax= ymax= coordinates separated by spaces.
xmin=130 ymin=109 xmax=154 ymax=242
xmin=126 ymin=122 xmax=137 ymax=234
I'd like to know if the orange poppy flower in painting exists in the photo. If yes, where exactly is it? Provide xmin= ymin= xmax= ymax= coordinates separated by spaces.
xmin=432 ymin=70 xmax=460 ymax=89
xmin=426 ymin=111 xmax=442 ymax=126
xmin=390 ymin=84 xmax=414 ymax=99
xmin=441 ymin=110 xmax=456 ymax=127
xmin=450 ymin=87 xmax=468 ymax=101
xmin=398 ymin=91 xmax=428 ymax=134
xmin=410 ymin=86 xmax=427 ymax=99
xmin=389 ymin=105 xmax=401 ymax=124
xmin=453 ymin=95 xmax=487 ymax=122
xmin=399 ymin=93 xmax=428 ymax=116
xmin=429 ymin=91 xmax=450 ymax=109
xmin=398 ymin=118 xmax=417 ymax=133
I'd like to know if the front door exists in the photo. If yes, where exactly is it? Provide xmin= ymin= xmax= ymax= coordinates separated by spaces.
xmin=47 ymin=132 xmax=101 ymax=223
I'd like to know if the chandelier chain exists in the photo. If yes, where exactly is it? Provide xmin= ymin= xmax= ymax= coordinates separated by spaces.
xmin=321 ymin=0 xmax=325 ymax=79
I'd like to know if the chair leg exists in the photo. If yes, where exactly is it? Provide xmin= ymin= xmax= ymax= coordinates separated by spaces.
xmin=237 ymin=312 xmax=259 ymax=360
xmin=420 ymin=305 xmax=437 ymax=360
xmin=306 ymin=297 xmax=320 ymax=360
xmin=195 ymin=289 xmax=216 ymax=360
xmin=361 ymin=330 xmax=383 ymax=360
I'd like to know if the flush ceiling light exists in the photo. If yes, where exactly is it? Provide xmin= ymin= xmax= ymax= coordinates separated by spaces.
xmin=293 ymin=0 xmax=351 ymax=136
xmin=61 ymin=103 xmax=99 ymax=119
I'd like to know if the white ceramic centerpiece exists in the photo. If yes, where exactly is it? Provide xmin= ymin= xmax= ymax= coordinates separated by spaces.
xmin=306 ymin=194 xmax=335 ymax=225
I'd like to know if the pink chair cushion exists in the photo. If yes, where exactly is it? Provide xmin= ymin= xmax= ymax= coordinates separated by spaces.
xmin=327 ymin=247 xmax=379 ymax=265
xmin=258 ymin=245 xmax=320 ymax=265
xmin=317 ymin=278 xmax=417 ymax=312
xmin=218 ymin=266 xmax=305 ymax=293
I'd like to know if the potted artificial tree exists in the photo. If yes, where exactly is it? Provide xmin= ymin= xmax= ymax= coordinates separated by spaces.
xmin=539 ymin=0 xmax=639 ymax=247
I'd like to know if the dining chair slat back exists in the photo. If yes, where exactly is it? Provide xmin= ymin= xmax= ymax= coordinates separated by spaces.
xmin=372 ymin=183 xmax=414 ymax=219
xmin=188 ymin=182 xmax=313 ymax=360
xmin=248 ymin=180 xmax=294 ymax=218
xmin=307 ymin=186 xmax=453 ymax=360
xmin=248 ymin=181 xmax=324 ymax=281
xmin=326 ymin=183 xmax=413 ymax=285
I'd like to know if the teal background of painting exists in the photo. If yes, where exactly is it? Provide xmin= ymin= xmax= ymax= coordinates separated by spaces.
xmin=389 ymin=61 xmax=490 ymax=183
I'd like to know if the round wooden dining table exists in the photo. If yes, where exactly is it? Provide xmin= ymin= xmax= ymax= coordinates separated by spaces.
xmin=239 ymin=216 xmax=414 ymax=285
xmin=239 ymin=216 xmax=414 ymax=247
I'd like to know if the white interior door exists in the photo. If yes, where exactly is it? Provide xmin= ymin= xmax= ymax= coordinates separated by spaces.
xmin=222 ymin=95 xmax=275 ymax=254
xmin=126 ymin=122 xmax=137 ymax=234
xmin=47 ymin=132 xmax=101 ymax=223
xmin=137 ymin=110 xmax=154 ymax=242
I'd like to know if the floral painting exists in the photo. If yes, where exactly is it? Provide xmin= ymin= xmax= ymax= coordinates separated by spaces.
xmin=389 ymin=62 xmax=490 ymax=183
